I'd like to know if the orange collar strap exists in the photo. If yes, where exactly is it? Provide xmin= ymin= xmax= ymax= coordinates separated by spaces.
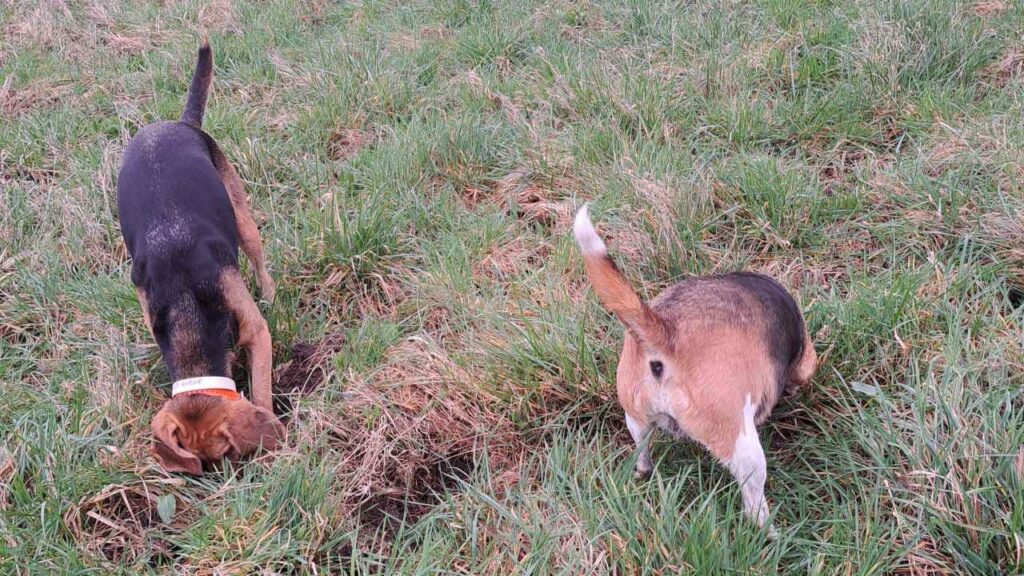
xmin=179 ymin=388 xmax=242 ymax=401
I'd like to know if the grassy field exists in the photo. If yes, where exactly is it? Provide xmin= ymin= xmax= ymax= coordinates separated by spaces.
xmin=2 ymin=0 xmax=1023 ymax=573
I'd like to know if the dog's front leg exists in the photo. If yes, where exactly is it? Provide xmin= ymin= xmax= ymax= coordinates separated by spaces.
xmin=625 ymin=414 xmax=654 ymax=478
xmin=209 ymin=143 xmax=275 ymax=301
xmin=220 ymin=268 xmax=273 ymax=410
xmin=136 ymin=288 xmax=154 ymax=335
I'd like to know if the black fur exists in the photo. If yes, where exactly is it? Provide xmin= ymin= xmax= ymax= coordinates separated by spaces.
xmin=181 ymin=41 xmax=212 ymax=127
xmin=722 ymin=272 xmax=805 ymax=396
xmin=117 ymin=43 xmax=238 ymax=382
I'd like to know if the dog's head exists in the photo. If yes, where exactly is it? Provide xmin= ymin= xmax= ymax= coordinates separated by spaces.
xmin=151 ymin=394 xmax=285 ymax=475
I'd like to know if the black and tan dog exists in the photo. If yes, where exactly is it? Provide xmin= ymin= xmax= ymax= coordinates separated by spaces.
xmin=573 ymin=205 xmax=816 ymax=530
xmin=117 ymin=41 xmax=284 ymax=475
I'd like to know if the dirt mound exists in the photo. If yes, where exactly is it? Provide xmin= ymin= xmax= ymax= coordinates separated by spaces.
xmin=276 ymin=333 xmax=345 ymax=394
xmin=327 ymin=128 xmax=372 ymax=161
xmin=273 ymin=333 xmax=346 ymax=416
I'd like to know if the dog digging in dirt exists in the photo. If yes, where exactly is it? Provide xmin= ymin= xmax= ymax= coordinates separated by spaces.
xmin=117 ymin=41 xmax=285 ymax=474
xmin=573 ymin=205 xmax=816 ymax=531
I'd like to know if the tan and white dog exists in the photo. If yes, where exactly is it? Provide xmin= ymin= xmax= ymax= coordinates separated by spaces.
xmin=573 ymin=205 xmax=816 ymax=528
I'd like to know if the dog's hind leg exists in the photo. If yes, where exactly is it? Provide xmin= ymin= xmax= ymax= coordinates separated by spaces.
xmin=625 ymin=413 xmax=654 ymax=478
xmin=788 ymin=327 xmax=817 ymax=392
xmin=208 ymin=141 xmax=275 ymax=301
xmin=686 ymin=393 xmax=775 ymax=533
xmin=723 ymin=395 xmax=772 ymax=530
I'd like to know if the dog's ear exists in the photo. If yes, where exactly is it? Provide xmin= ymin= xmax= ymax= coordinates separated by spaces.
xmin=151 ymin=410 xmax=203 ymax=475
xmin=218 ymin=404 xmax=286 ymax=460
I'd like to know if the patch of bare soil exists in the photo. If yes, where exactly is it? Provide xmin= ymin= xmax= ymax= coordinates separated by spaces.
xmin=273 ymin=333 xmax=345 ymax=416
xmin=328 ymin=128 xmax=373 ymax=161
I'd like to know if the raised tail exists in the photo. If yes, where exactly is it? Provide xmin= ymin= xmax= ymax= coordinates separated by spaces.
xmin=573 ymin=205 xmax=671 ymax=351
xmin=180 ymin=40 xmax=213 ymax=127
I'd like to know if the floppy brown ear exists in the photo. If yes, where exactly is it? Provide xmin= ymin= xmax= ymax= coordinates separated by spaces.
xmin=151 ymin=410 xmax=203 ymax=475
xmin=219 ymin=405 xmax=286 ymax=460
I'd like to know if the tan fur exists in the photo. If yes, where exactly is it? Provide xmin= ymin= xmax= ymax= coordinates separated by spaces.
xmin=208 ymin=142 xmax=275 ymax=301
xmin=581 ymin=252 xmax=671 ymax=351
xmin=146 ymin=266 xmax=279 ymax=475
xmin=616 ymin=325 xmax=774 ymax=460
xmin=219 ymin=267 xmax=273 ymax=410
xmin=136 ymin=288 xmax=153 ymax=334
xmin=790 ymin=326 xmax=817 ymax=391
xmin=575 ymin=207 xmax=816 ymax=528
xmin=152 ymin=393 xmax=285 ymax=474
xmin=168 ymin=297 xmax=210 ymax=377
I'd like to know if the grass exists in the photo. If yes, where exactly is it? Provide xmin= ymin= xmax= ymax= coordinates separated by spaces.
xmin=1 ymin=0 xmax=1022 ymax=573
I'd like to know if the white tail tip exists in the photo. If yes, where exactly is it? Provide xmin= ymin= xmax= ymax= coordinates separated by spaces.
xmin=573 ymin=203 xmax=607 ymax=255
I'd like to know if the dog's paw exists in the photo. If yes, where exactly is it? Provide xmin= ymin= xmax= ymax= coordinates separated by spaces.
xmin=259 ymin=275 xmax=276 ymax=302
xmin=633 ymin=467 xmax=652 ymax=480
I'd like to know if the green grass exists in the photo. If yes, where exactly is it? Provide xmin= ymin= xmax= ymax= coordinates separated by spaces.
xmin=2 ymin=0 xmax=1023 ymax=573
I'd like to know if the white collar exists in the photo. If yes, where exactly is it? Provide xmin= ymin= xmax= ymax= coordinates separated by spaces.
xmin=171 ymin=376 xmax=237 ymax=397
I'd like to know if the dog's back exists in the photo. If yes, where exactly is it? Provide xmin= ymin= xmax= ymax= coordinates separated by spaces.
xmin=117 ymin=122 xmax=239 ymax=268
xmin=117 ymin=38 xmax=235 ymax=274
xmin=116 ymin=41 xmax=239 ymax=381
xmin=651 ymin=272 xmax=806 ymax=400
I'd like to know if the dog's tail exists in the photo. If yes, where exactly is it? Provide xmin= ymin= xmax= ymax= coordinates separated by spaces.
xmin=573 ymin=205 xmax=671 ymax=351
xmin=180 ymin=39 xmax=213 ymax=128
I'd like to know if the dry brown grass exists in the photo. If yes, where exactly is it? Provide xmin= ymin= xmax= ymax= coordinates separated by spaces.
xmin=64 ymin=478 xmax=191 ymax=564
xmin=497 ymin=170 xmax=575 ymax=232
xmin=987 ymin=50 xmax=1024 ymax=87
xmin=475 ymin=236 xmax=552 ymax=282
xmin=979 ymin=209 xmax=1024 ymax=285
xmin=625 ymin=169 xmax=681 ymax=246
xmin=103 ymin=33 xmax=149 ymax=54
xmin=0 ymin=77 xmax=75 ymax=117
xmin=0 ymin=448 xmax=13 ymax=514
xmin=462 ymin=70 xmax=527 ymax=129
xmin=973 ymin=0 xmax=1009 ymax=16
xmin=198 ymin=0 xmax=240 ymax=35
xmin=298 ymin=336 xmax=524 ymax=529
xmin=327 ymin=128 xmax=373 ymax=162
